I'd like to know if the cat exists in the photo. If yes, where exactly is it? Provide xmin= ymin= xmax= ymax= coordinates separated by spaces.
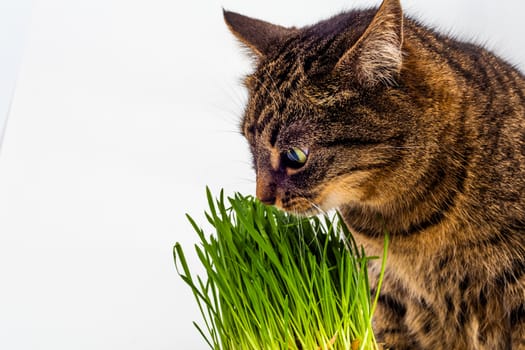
xmin=223 ymin=0 xmax=525 ymax=348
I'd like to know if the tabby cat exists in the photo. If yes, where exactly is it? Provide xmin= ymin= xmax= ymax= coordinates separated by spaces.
xmin=223 ymin=0 xmax=525 ymax=348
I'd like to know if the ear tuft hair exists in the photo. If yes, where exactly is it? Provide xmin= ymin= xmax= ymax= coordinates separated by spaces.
xmin=335 ymin=0 xmax=404 ymax=87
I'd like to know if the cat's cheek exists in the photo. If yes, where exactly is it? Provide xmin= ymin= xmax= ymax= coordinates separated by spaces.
xmin=317 ymin=174 xmax=368 ymax=210
xmin=318 ymin=190 xmax=360 ymax=212
xmin=319 ymin=191 xmax=346 ymax=212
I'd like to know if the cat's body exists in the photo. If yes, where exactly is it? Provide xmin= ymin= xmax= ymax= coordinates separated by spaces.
xmin=224 ymin=0 xmax=525 ymax=348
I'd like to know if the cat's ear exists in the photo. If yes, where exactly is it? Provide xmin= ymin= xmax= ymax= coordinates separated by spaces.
xmin=335 ymin=0 xmax=403 ymax=87
xmin=223 ymin=10 xmax=296 ymax=58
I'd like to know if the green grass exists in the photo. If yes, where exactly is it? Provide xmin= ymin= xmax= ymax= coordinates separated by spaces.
xmin=174 ymin=189 xmax=388 ymax=350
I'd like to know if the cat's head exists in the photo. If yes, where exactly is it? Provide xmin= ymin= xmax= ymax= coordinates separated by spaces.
xmin=224 ymin=0 xmax=439 ymax=215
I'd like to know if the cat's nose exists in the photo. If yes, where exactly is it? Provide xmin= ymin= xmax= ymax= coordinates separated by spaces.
xmin=256 ymin=174 xmax=277 ymax=205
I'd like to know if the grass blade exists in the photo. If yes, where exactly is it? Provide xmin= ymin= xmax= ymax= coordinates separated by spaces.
xmin=173 ymin=190 xmax=388 ymax=350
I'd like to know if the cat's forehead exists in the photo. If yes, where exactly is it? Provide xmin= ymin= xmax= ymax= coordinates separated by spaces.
xmin=247 ymin=9 xmax=373 ymax=83
xmin=242 ymin=48 xmax=308 ymax=134
xmin=248 ymin=45 xmax=305 ymax=90
xmin=240 ymin=10 xmax=376 ymax=147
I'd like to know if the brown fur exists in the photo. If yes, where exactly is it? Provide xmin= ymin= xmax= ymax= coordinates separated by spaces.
xmin=224 ymin=0 xmax=525 ymax=348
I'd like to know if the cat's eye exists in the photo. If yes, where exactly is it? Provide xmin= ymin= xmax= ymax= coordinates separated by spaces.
xmin=283 ymin=147 xmax=308 ymax=169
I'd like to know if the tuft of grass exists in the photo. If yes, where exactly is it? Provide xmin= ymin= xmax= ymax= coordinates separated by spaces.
xmin=174 ymin=189 xmax=388 ymax=350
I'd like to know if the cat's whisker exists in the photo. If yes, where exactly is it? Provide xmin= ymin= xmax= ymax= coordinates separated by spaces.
xmin=212 ymin=128 xmax=246 ymax=135
xmin=225 ymin=83 xmax=248 ymax=109
xmin=308 ymin=200 xmax=329 ymax=217
xmin=233 ymin=177 xmax=256 ymax=185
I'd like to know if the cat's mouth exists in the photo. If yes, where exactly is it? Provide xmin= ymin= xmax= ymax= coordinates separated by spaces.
xmin=256 ymin=177 xmax=333 ymax=216
xmin=276 ymin=195 xmax=324 ymax=216
xmin=256 ymin=180 xmax=335 ymax=216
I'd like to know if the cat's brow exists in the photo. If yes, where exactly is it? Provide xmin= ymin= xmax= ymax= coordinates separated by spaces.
xmin=269 ymin=123 xmax=280 ymax=147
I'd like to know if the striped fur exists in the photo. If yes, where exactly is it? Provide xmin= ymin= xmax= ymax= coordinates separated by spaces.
xmin=224 ymin=0 xmax=525 ymax=348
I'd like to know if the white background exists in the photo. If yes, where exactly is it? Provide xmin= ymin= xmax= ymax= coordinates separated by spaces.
xmin=0 ymin=1 xmax=524 ymax=349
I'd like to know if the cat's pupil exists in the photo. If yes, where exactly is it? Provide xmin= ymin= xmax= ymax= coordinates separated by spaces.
xmin=283 ymin=147 xmax=308 ymax=169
